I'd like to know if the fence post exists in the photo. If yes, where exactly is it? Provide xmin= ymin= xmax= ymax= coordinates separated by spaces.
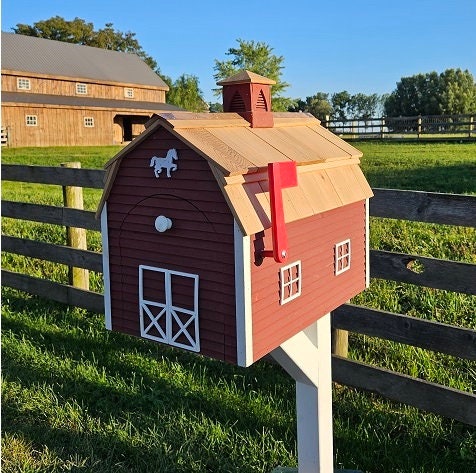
xmin=469 ymin=116 xmax=474 ymax=138
xmin=331 ymin=326 xmax=349 ymax=358
xmin=61 ymin=162 xmax=89 ymax=290
xmin=380 ymin=117 xmax=385 ymax=139
xmin=417 ymin=116 xmax=422 ymax=138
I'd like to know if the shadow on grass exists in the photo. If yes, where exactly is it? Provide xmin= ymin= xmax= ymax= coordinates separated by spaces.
xmin=2 ymin=290 xmax=474 ymax=473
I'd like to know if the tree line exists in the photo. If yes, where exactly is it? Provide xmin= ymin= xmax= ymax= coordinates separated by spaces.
xmin=12 ymin=17 xmax=476 ymax=119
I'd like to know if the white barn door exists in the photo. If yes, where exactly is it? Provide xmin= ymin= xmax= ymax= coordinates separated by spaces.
xmin=139 ymin=265 xmax=200 ymax=352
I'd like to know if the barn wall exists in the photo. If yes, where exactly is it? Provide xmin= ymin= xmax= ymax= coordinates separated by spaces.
xmin=106 ymin=126 xmax=238 ymax=363
xmin=1 ymin=104 xmax=155 ymax=146
xmin=250 ymin=201 xmax=367 ymax=362
xmin=1 ymin=104 xmax=121 ymax=146
xmin=2 ymin=73 xmax=166 ymax=102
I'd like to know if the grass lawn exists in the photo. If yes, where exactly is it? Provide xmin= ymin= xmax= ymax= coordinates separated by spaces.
xmin=1 ymin=141 xmax=476 ymax=472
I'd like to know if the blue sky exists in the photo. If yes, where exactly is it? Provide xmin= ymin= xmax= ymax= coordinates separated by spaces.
xmin=2 ymin=0 xmax=475 ymax=104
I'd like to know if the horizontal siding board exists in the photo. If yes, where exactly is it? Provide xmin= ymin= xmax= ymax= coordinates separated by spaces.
xmin=107 ymin=203 xmax=231 ymax=222
xmin=109 ymin=236 xmax=235 ymax=261
xmin=109 ymin=185 xmax=229 ymax=204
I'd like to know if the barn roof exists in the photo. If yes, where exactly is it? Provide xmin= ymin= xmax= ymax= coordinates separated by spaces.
xmin=98 ymin=111 xmax=373 ymax=235
xmin=2 ymin=91 xmax=181 ymax=112
xmin=1 ymin=32 xmax=169 ymax=89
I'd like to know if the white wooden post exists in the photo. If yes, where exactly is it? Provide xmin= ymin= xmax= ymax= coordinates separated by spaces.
xmin=271 ymin=314 xmax=334 ymax=473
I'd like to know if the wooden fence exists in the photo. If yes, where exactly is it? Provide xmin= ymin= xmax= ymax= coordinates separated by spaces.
xmin=1 ymin=126 xmax=9 ymax=146
xmin=2 ymin=164 xmax=476 ymax=426
xmin=323 ymin=113 xmax=475 ymax=140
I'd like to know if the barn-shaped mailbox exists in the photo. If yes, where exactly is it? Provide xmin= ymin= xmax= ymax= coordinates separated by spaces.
xmin=98 ymin=71 xmax=373 ymax=367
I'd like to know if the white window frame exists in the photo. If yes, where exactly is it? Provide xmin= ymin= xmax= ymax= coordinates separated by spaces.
xmin=84 ymin=117 xmax=95 ymax=128
xmin=25 ymin=115 xmax=37 ymax=126
xmin=124 ymin=87 xmax=134 ymax=99
xmin=17 ymin=78 xmax=31 ymax=90
xmin=76 ymin=83 xmax=88 ymax=95
xmin=335 ymin=239 xmax=351 ymax=275
xmin=280 ymin=260 xmax=302 ymax=305
xmin=139 ymin=265 xmax=200 ymax=352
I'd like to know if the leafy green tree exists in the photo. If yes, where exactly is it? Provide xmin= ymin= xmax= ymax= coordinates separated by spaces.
xmin=13 ymin=16 xmax=157 ymax=69
xmin=331 ymin=91 xmax=352 ymax=121
xmin=166 ymin=74 xmax=208 ymax=112
xmin=208 ymin=102 xmax=223 ymax=113
xmin=348 ymin=93 xmax=381 ymax=119
xmin=439 ymin=69 xmax=476 ymax=114
xmin=384 ymin=69 xmax=476 ymax=116
xmin=213 ymin=39 xmax=291 ymax=111
xmin=288 ymin=93 xmax=333 ymax=121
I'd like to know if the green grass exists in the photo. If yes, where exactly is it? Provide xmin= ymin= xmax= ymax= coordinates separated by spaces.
xmin=2 ymin=142 xmax=476 ymax=472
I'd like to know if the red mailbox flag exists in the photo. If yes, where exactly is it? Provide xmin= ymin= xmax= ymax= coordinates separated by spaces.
xmin=261 ymin=161 xmax=298 ymax=263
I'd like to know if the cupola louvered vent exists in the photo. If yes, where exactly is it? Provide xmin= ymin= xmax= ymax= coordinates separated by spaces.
xmin=256 ymin=90 xmax=268 ymax=110
xmin=217 ymin=70 xmax=275 ymax=127
xmin=230 ymin=91 xmax=246 ymax=112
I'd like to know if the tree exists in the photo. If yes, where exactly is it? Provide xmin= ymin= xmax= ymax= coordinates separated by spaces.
xmin=331 ymin=91 xmax=352 ymax=121
xmin=384 ymin=69 xmax=476 ymax=116
xmin=288 ymin=93 xmax=333 ymax=121
xmin=166 ymin=74 xmax=208 ymax=112
xmin=439 ymin=69 xmax=476 ymax=114
xmin=13 ymin=16 xmax=157 ymax=69
xmin=213 ymin=39 xmax=291 ymax=111
xmin=348 ymin=93 xmax=381 ymax=120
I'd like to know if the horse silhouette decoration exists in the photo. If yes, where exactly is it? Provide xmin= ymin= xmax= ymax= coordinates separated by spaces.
xmin=150 ymin=148 xmax=178 ymax=178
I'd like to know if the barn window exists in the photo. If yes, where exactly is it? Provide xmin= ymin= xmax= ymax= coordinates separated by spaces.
xmin=17 ymin=78 xmax=31 ymax=90
xmin=335 ymin=239 xmax=351 ymax=275
xmin=25 ymin=115 xmax=37 ymax=126
xmin=280 ymin=260 xmax=302 ymax=305
xmin=76 ymin=83 xmax=88 ymax=94
xmin=124 ymin=87 xmax=134 ymax=99
xmin=139 ymin=265 xmax=200 ymax=352
xmin=84 ymin=117 xmax=95 ymax=127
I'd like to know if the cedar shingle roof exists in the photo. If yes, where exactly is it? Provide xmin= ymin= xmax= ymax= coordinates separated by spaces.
xmin=1 ymin=32 xmax=169 ymax=89
xmin=97 ymin=111 xmax=373 ymax=235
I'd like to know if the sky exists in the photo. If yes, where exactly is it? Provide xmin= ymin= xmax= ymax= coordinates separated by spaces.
xmin=2 ymin=0 xmax=475 ymax=104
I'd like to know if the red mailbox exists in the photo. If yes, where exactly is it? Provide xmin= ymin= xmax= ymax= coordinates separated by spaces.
xmin=97 ymin=70 xmax=373 ymax=367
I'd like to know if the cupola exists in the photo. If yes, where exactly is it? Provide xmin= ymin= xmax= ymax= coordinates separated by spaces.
xmin=217 ymin=70 xmax=276 ymax=128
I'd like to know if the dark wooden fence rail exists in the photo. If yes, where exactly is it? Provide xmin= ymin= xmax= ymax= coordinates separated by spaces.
xmin=323 ymin=113 xmax=475 ymax=140
xmin=2 ymin=164 xmax=476 ymax=426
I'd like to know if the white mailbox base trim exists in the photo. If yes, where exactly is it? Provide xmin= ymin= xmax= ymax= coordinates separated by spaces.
xmin=271 ymin=314 xmax=333 ymax=473
xmin=101 ymin=204 xmax=112 ymax=330
xmin=234 ymin=220 xmax=254 ymax=367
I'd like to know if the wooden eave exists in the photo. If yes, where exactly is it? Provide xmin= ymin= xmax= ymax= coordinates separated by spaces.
xmin=1 ymin=92 xmax=181 ymax=114
xmin=96 ymin=111 xmax=372 ymax=232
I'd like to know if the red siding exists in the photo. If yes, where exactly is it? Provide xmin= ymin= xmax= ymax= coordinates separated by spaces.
xmin=251 ymin=201 xmax=367 ymax=362
xmin=106 ymin=126 xmax=237 ymax=363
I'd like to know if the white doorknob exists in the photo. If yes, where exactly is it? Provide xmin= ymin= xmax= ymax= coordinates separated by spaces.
xmin=155 ymin=215 xmax=172 ymax=233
